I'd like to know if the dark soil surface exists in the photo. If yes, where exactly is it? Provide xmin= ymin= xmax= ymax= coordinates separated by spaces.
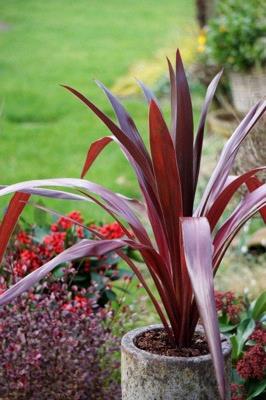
xmin=135 ymin=329 xmax=209 ymax=357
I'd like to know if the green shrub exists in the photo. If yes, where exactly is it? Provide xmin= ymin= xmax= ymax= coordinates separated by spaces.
xmin=206 ymin=0 xmax=266 ymax=71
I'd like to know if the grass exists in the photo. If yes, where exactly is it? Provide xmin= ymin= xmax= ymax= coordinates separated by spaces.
xmin=0 ymin=0 xmax=195 ymax=222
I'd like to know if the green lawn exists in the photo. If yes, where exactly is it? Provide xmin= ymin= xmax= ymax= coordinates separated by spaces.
xmin=0 ymin=0 xmax=195 ymax=221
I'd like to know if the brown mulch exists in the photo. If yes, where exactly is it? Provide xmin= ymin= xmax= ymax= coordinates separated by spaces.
xmin=135 ymin=329 xmax=209 ymax=357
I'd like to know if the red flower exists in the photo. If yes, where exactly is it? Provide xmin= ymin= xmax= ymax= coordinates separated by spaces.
xmin=50 ymin=223 xmax=59 ymax=232
xmin=16 ymin=231 xmax=31 ymax=245
xmin=237 ymin=344 xmax=266 ymax=380
xmin=20 ymin=250 xmax=42 ymax=270
xmin=250 ymin=328 xmax=266 ymax=345
xmin=76 ymin=226 xmax=84 ymax=238
xmin=227 ymin=304 xmax=242 ymax=324
xmin=43 ymin=232 xmax=66 ymax=255
xmin=215 ymin=291 xmax=242 ymax=323
xmin=231 ymin=383 xmax=245 ymax=400
xmin=97 ymin=222 xmax=124 ymax=239
xmin=56 ymin=211 xmax=84 ymax=230
xmin=62 ymin=295 xmax=92 ymax=315
xmin=13 ymin=261 xmax=28 ymax=277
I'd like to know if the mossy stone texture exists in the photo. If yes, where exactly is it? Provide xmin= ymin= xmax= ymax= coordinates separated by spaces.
xmin=121 ymin=325 xmax=231 ymax=400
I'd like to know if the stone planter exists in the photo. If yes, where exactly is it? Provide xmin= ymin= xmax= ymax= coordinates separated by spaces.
xmin=121 ymin=324 xmax=231 ymax=400
xmin=207 ymin=109 xmax=238 ymax=138
xmin=229 ymin=71 xmax=266 ymax=114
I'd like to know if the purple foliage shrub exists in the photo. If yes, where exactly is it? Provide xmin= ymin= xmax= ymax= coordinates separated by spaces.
xmin=0 ymin=277 xmax=121 ymax=400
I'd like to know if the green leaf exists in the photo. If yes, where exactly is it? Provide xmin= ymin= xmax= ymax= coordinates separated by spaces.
xmin=116 ymin=268 xmax=134 ymax=278
xmin=90 ymin=272 xmax=103 ymax=284
xmin=33 ymin=226 xmax=50 ymax=243
xmin=112 ymin=284 xmax=131 ymax=294
xmin=72 ymin=274 xmax=89 ymax=283
xmin=33 ymin=200 xmax=48 ymax=227
xmin=219 ymin=322 xmax=238 ymax=333
xmin=260 ymin=313 xmax=266 ymax=325
xmin=247 ymin=379 xmax=266 ymax=399
xmin=52 ymin=265 xmax=66 ymax=278
xmin=231 ymin=368 xmax=245 ymax=385
xmin=230 ymin=335 xmax=239 ymax=361
xmin=105 ymin=289 xmax=117 ymax=301
xmin=251 ymin=291 xmax=266 ymax=320
xmin=236 ymin=318 xmax=255 ymax=356
xmin=127 ymin=248 xmax=144 ymax=262
xmin=98 ymin=251 xmax=120 ymax=266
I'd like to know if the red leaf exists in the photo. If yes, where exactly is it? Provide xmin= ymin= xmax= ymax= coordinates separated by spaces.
xmin=96 ymin=81 xmax=151 ymax=164
xmin=0 ymin=192 xmax=30 ymax=265
xmin=207 ymin=167 xmax=266 ymax=229
xmin=245 ymin=176 xmax=266 ymax=223
xmin=62 ymin=85 xmax=154 ymax=183
xmin=174 ymin=50 xmax=194 ymax=215
xmin=166 ymin=57 xmax=177 ymax=137
xmin=149 ymin=100 xmax=183 ymax=306
xmin=213 ymin=184 xmax=266 ymax=271
xmin=81 ymin=136 xmax=113 ymax=178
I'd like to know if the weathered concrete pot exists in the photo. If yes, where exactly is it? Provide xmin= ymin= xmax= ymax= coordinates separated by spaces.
xmin=121 ymin=324 xmax=231 ymax=400
xmin=229 ymin=71 xmax=266 ymax=114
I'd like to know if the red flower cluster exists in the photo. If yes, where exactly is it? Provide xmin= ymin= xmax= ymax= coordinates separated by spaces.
xmin=7 ymin=211 xmax=126 ymax=283
xmin=62 ymin=295 xmax=92 ymax=315
xmin=231 ymin=383 xmax=246 ymax=400
xmin=237 ymin=343 xmax=266 ymax=380
xmin=51 ymin=211 xmax=84 ymax=231
xmin=250 ymin=327 xmax=266 ymax=345
xmin=97 ymin=222 xmax=124 ymax=239
xmin=215 ymin=291 xmax=243 ymax=323
xmin=14 ymin=250 xmax=43 ymax=278
xmin=43 ymin=232 xmax=67 ymax=255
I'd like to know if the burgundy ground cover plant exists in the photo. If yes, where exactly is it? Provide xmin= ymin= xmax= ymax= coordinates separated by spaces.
xmin=0 ymin=276 xmax=121 ymax=400
xmin=0 ymin=50 xmax=265 ymax=399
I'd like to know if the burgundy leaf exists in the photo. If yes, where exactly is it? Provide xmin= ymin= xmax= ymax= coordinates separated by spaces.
xmin=181 ymin=217 xmax=226 ymax=400
xmin=81 ymin=136 xmax=113 ymax=178
xmin=149 ymin=100 xmax=183 ymax=305
xmin=62 ymin=85 xmax=154 ymax=182
xmin=245 ymin=176 xmax=266 ymax=223
xmin=174 ymin=50 xmax=194 ymax=215
xmin=213 ymin=184 xmax=266 ymax=271
xmin=117 ymin=250 xmax=172 ymax=338
xmin=206 ymin=167 xmax=266 ymax=229
xmin=166 ymin=57 xmax=177 ymax=138
xmin=0 ymin=192 xmax=30 ymax=265
xmin=0 ymin=178 xmax=151 ymax=246
xmin=95 ymin=81 xmax=151 ymax=163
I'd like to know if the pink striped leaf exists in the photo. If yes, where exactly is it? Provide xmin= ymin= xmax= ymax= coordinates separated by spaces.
xmin=181 ymin=217 xmax=226 ymax=400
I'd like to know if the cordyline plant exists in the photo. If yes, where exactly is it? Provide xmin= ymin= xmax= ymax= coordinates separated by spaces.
xmin=0 ymin=50 xmax=265 ymax=399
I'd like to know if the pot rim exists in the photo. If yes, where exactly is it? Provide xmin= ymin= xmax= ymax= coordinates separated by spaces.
xmin=121 ymin=324 xmax=231 ymax=365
